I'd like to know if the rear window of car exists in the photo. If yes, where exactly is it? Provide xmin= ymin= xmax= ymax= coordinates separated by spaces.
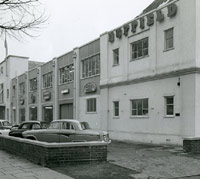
xmin=2 ymin=121 xmax=10 ymax=126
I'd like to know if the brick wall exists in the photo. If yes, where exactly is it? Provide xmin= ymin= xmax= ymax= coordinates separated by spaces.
xmin=183 ymin=137 xmax=200 ymax=154
xmin=0 ymin=136 xmax=108 ymax=167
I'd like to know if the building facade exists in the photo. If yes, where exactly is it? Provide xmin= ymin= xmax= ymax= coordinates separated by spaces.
xmin=1 ymin=0 xmax=200 ymax=145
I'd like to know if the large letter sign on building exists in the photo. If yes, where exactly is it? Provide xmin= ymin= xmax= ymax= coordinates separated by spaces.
xmin=108 ymin=3 xmax=178 ymax=43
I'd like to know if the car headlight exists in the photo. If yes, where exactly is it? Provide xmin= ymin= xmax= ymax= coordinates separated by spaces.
xmin=103 ymin=135 xmax=109 ymax=142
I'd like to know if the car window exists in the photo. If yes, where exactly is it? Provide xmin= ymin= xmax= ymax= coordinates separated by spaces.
xmin=62 ymin=122 xmax=75 ymax=130
xmin=32 ymin=124 xmax=41 ymax=129
xmin=2 ymin=121 xmax=10 ymax=126
xmin=21 ymin=123 xmax=30 ymax=129
xmin=48 ymin=122 xmax=60 ymax=129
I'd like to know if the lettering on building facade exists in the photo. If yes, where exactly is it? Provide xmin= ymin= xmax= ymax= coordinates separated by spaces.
xmin=43 ymin=92 xmax=51 ymax=101
xmin=108 ymin=3 xmax=177 ymax=43
xmin=61 ymin=89 xmax=70 ymax=94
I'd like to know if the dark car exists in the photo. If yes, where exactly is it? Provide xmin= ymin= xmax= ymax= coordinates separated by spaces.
xmin=22 ymin=119 xmax=111 ymax=143
xmin=9 ymin=121 xmax=49 ymax=138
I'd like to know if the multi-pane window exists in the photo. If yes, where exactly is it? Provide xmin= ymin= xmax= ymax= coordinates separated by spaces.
xmin=30 ymin=78 xmax=37 ymax=91
xmin=165 ymin=96 xmax=174 ymax=116
xmin=43 ymin=72 xmax=52 ymax=88
xmin=113 ymin=101 xmax=119 ymax=117
xmin=113 ymin=48 xmax=119 ymax=66
xmin=131 ymin=98 xmax=148 ymax=116
xmin=87 ymin=98 xmax=96 ymax=113
xmin=59 ymin=64 xmax=74 ymax=84
xmin=0 ymin=83 xmax=4 ymax=103
xmin=19 ymin=82 xmax=25 ymax=95
xmin=131 ymin=38 xmax=148 ymax=60
xmin=165 ymin=28 xmax=174 ymax=50
xmin=82 ymin=55 xmax=100 ymax=78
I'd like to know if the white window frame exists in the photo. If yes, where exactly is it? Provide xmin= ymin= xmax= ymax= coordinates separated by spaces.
xmin=130 ymin=98 xmax=149 ymax=117
xmin=164 ymin=28 xmax=174 ymax=51
xmin=164 ymin=96 xmax=174 ymax=117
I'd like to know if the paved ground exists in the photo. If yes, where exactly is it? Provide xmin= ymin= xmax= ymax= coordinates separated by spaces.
xmin=0 ymin=150 xmax=73 ymax=179
xmin=1 ymin=141 xmax=200 ymax=179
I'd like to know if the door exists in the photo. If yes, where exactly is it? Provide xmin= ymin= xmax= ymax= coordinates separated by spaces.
xmin=43 ymin=106 xmax=53 ymax=122
xmin=60 ymin=103 xmax=73 ymax=119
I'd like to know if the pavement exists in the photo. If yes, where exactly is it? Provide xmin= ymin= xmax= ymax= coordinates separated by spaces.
xmin=1 ymin=141 xmax=200 ymax=179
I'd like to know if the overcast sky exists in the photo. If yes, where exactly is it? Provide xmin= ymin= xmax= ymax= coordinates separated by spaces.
xmin=0 ymin=0 xmax=153 ymax=63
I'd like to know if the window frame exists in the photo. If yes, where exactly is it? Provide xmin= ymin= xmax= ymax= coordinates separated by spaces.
xmin=164 ymin=28 xmax=174 ymax=51
xmin=113 ymin=48 xmax=119 ymax=66
xmin=59 ymin=64 xmax=74 ymax=85
xmin=131 ymin=37 xmax=149 ymax=61
xmin=113 ymin=101 xmax=120 ymax=117
xmin=42 ymin=72 xmax=53 ymax=89
xmin=130 ymin=98 xmax=149 ymax=117
xmin=29 ymin=78 xmax=37 ymax=92
xmin=86 ymin=98 xmax=97 ymax=113
xmin=164 ymin=96 xmax=174 ymax=117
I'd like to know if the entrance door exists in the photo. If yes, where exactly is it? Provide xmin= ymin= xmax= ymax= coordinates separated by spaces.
xmin=43 ymin=106 xmax=53 ymax=122
xmin=60 ymin=103 xmax=73 ymax=119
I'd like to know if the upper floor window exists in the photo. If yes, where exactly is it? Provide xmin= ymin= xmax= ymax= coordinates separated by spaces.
xmin=12 ymin=85 xmax=16 ymax=97
xmin=87 ymin=98 xmax=96 ymax=113
xmin=131 ymin=98 xmax=148 ymax=116
xmin=165 ymin=28 xmax=174 ymax=50
xmin=131 ymin=38 xmax=148 ymax=60
xmin=59 ymin=64 xmax=74 ymax=84
xmin=82 ymin=54 xmax=100 ymax=79
xmin=43 ymin=72 xmax=52 ymax=88
xmin=30 ymin=78 xmax=37 ymax=91
xmin=165 ymin=96 xmax=174 ymax=116
xmin=19 ymin=82 xmax=25 ymax=95
xmin=113 ymin=101 xmax=119 ymax=117
xmin=113 ymin=48 xmax=119 ymax=66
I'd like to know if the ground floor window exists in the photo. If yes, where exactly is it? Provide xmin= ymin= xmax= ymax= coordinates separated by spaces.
xmin=113 ymin=101 xmax=119 ymax=117
xmin=131 ymin=98 xmax=148 ymax=116
xmin=43 ymin=106 xmax=53 ymax=122
xmin=30 ymin=107 xmax=37 ymax=121
xmin=87 ymin=98 xmax=96 ymax=113
xmin=19 ymin=108 xmax=25 ymax=123
xmin=165 ymin=96 xmax=174 ymax=116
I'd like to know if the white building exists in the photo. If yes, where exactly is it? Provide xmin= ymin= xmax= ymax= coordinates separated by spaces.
xmin=100 ymin=0 xmax=200 ymax=145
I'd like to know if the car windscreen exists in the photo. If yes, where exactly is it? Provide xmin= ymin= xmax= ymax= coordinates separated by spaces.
xmin=2 ymin=121 xmax=11 ymax=126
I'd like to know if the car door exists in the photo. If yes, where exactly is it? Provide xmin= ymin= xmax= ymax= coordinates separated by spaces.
xmin=59 ymin=122 xmax=75 ymax=142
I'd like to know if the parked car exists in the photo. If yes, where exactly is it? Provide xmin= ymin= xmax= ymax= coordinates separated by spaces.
xmin=0 ymin=120 xmax=12 ymax=135
xmin=9 ymin=121 xmax=49 ymax=138
xmin=22 ymin=119 xmax=111 ymax=143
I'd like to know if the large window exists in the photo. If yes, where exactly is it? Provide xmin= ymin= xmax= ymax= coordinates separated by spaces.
xmin=165 ymin=96 xmax=174 ymax=116
xmin=82 ymin=55 xmax=100 ymax=78
xmin=165 ymin=28 xmax=174 ymax=50
xmin=131 ymin=98 xmax=148 ymax=116
xmin=59 ymin=64 xmax=74 ymax=84
xmin=87 ymin=98 xmax=96 ymax=113
xmin=19 ymin=82 xmax=25 ymax=95
xmin=113 ymin=101 xmax=119 ymax=117
xmin=113 ymin=48 xmax=119 ymax=66
xmin=43 ymin=72 xmax=52 ymax=88
xmin=131 ymin=38 xmax=148 ymax=60
xmin=30 ymin=78 xmax=37 ymax=91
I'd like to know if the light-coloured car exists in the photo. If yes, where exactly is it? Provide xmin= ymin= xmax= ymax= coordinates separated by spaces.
xmin=0 ymin=120 xmax=12 ymax=136
xmin=22 ymin=119 xmax=111 ymax=143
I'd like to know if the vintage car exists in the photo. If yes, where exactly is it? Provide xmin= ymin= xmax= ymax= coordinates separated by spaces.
xmin=22 ymin=119 xmax=111 ymax=143
xmin=0 ymin=120 xmax=12 ymax=135
xmin=9 ymin=121 xmax=49 ymax=138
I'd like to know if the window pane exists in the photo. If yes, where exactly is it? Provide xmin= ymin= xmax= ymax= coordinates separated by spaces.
xmin=167 ymin=105 xmax=174 ymax=115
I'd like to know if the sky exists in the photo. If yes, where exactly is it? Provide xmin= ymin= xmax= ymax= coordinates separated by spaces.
xmin=0 ymin=0 xmax=153 ymax=63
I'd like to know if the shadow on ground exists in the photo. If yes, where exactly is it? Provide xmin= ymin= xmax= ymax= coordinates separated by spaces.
xmin=50 ymin=162 xmax=139 ymax=179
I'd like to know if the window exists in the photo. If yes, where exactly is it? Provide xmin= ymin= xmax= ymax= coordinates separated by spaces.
xmin=19 ymin=82 xmax=25 ymax=95
xmin=165 ymin=28 xmax=174 ymax=50
xmin=0 ymin=83 xmax=3 ymax=103
xmin=87 ymin=98 xmax=96 ymax=113
xmin=43 ymin=72 xmax=52 ymax=88
xmin=113 ymin=48 xmax=119 ymax=66
xmin=165 ymin=96 xmax=174 ymax=116
xmin=131 ymin=38 xmax=148 ymax=60
xmin=131 ymin=98 xmax=148 ymax=116
xmin=59 ymin=64 xmax=74 ymax=84
xmin=12 ymin=85 xmax=16 ymax=97
xmin=82 ymin=55 xmax=100 ymax=78
xmin=113 ymin=101 xmax=119 ymax=117
xmin=30 ymin=78 xmax=37 ymax=91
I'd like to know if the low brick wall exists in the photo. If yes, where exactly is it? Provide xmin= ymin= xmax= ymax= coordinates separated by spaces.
xmin=0 ymin=136 xmax=109 ymax=167
xmin=183 ymin=137 xmax=200 ymax=154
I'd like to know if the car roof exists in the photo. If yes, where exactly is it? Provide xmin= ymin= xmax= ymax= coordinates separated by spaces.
xmin=52 ymin=119 xmax=78 ymax=123
xmin=0 ymin=120 xmax=9 ymax=122
xmin=21 ymin=121 xmax=40 ymax=124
